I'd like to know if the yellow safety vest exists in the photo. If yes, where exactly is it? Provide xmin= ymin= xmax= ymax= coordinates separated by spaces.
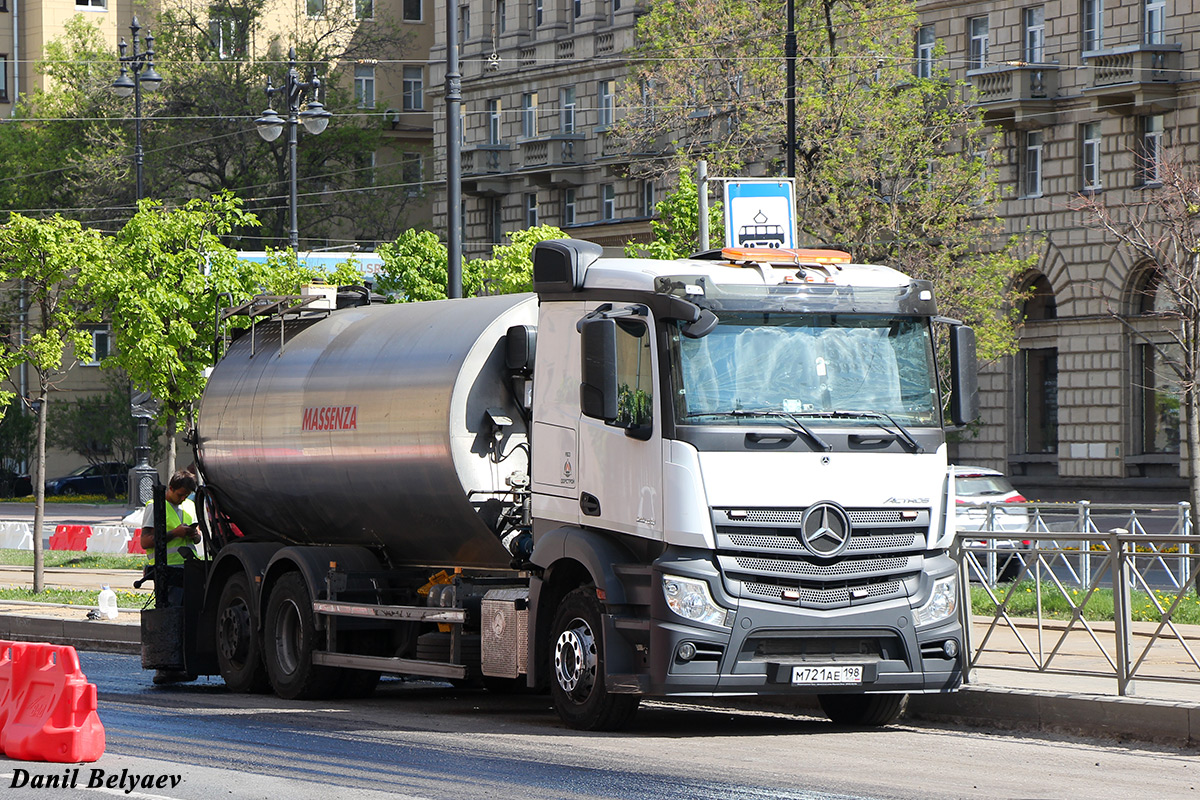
xmin=145 ymin=498 xmax=197 ymax=566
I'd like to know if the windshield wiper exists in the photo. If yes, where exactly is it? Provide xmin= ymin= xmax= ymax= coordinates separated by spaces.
xmin=807 ymin=409 xmax=925 ymax=454
xmin=721 ymin=409 xmax=833 ymax=452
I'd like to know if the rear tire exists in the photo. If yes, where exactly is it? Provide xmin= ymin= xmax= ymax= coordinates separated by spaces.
xmin=215 ymin=572 xmax=270 ymax=693
xmin=818 ymin=693 xmax=908 ymax=727
xmin=549 ymin=587 xmax=639 ymax=731
xmin=264 ymin=572 xmax=337 ymax=699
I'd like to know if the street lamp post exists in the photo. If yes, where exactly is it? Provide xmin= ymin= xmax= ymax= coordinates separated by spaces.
xmin=255 ymin=47 xmax=332 ymax=250
xmin=111 ymin=16 xmax=163 ymax=202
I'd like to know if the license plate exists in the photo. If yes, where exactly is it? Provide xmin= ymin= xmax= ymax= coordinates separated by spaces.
xmin=791 ymin=665 xmax=863 ymax=685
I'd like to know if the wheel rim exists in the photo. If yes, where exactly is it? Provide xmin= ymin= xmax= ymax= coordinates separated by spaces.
xmin=274 ymin=598 xmax=303 ymax=676
xmin=218 ymin=599 xmax=251 ymax=666
xmin=553 ymin=617 xmax=596 ymax=698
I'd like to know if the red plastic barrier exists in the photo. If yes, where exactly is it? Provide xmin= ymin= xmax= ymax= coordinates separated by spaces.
xmin=126 ymin=529 xmax=145 ymax=555
xmin=0 ymin=642 xmax=33 ymax=731
xmin=48 ymin=525 xmax=90 ymax=551
xmin=0 ymin=643 xmax=105 ymax=762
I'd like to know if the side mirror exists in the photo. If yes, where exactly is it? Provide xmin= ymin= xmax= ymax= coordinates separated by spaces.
xmin=949 ymin=325 xmax=980 ymax=428
xmin=580 ymin=318 xmax=618 ymax=421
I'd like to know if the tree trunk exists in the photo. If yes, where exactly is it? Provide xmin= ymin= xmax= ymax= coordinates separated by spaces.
xmin=1187 ymin=385 xmax=1200 ymax=541
xmin=31 ymin=388 xmax=48 ymax=595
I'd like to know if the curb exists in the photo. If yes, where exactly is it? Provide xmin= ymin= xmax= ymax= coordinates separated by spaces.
xmin=0 ymin=611 xmax=140 ymax=656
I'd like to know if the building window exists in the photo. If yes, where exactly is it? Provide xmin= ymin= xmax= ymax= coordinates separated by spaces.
xmin=525 ymin=193 xmax=538 ymax=227
xmin=487 ymin=197 xmax=503 ymax=243
xmin=968 ymin=16 xmax=989 ymax=70
xmin=598 ymin=80 xmax=614 ymax=127
xmin=402 ymin=66 xmax=424 ymax=111
xmin=521 ymin=92 xmax=538 ymax=138
xmin=355 ymin=0 xmax=373 ymax=19
xmin=209 ymin=18 xmax=246 ymax=59
xmin=574 ymin=0 xmax=581 ymax=17
xmin=1081 ymin=122 xmax=1102 ymax=191
xmin=0 ymin=57 xmax=8 ymax=104
xmin=1024 ymin=130 xmax=1043 ymax=198
xmin=641 ymin=180 xmax=655 ymax=217
xmin=560 ymin=87 xmax=576 ymax=133
xmin=563 ymin=188 xmax=576 ymax=225
xmin=602 ymin=184 xmax=615 ymax=220
xmin=1136 ymin=343 xmax=1180 ymax=453
xmin=355 ymin=65 xmax=375 ymax=109
xmin=459 ymin=5 xmax=470 ymax=42
xmin=487 ymin=99 xmax=502 ymax=145
xmin=402 ymin=152 xmax=422 ymax=197
xmin=1024 ymin=7 xmax=1045 ymax=63
xmin=915 ymin=26 xmax=935 ymax=78
xmin=403 ymin=0 xmax=422 ymax=21
xmin=1022 ymin=348 xmax=1058 ymax=454
xmin=535 ymin=0 xmax=543 ymax=26
xmin=75 ymin=0 xmax=105 ymax=9
xmin=307 ymin=0 xmax=324 ymax=18
xmin=498 ymin=0 xmax=507 ymax=32
xmin=1144 ymin=0 xmax=1164 ymax=45
xmin=84 ymin=329 xmax=109 ymax=367
xmin=1082 ymin=0 xmax=1103 ymax=52
xmin=1140 ymin=114 xmax=1164 ymax=185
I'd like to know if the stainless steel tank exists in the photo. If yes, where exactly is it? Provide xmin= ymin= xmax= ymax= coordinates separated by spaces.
xmin=196 ymin=293 xmax=538 ymax=569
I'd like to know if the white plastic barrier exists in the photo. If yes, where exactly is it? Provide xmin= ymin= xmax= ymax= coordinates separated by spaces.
xmin=0 ymin=522 xmax=33 ymax=550
xmin=85 ymin=525 xmax=134 ymax=554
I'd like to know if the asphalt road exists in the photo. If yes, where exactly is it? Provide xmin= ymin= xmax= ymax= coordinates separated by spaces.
xmin=0 ymin=652 xmax=1193 ymax=800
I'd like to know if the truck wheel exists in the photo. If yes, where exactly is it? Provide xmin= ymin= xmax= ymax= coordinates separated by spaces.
xmin=549 ymin=587 xmax=639 ymax=731
xmin=264 ymin=572 xmax=337 ymax=700
xmin=215 ymin=572 xmax=270 ymax=693
xmin=818 ymin=693 xmax=908 ymax=727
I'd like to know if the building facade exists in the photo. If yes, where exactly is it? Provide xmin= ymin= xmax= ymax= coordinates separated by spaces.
xmin=428 ymin=0 xmax=655 ymax=260
xmin=917 ymin=0 xmax=1193 ymax=502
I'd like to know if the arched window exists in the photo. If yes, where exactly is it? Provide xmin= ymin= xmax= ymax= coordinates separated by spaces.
xmin=1017 ymin=273 xmax=1058 ymax=456
xmin=1129 ymin=266 xmax=1181 ymax=457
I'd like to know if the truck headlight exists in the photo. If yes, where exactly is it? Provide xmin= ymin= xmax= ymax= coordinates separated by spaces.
xmin=913 ymin=575 xmax=958 ymax=627
xmin=662 ymin=574 xmax=728 ymax=627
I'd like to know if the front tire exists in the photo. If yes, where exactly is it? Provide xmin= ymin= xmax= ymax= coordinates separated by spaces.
xmin=264 ymin=572 xmax=337 ymax=699
xmin=549 ymin=587 xmax=638 ymax=731
xmin=215 ymin=572 xmax=270 ymax=693
xmin=818 ymin=693 xmax=908 ymax=726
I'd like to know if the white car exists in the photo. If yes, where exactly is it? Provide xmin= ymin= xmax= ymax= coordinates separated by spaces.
xmin=954 ymin=465 xmax=1031 ymax=581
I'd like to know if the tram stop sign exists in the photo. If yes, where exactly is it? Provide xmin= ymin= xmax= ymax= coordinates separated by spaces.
xmin=722 ymin=179 xmax=797 ymax=250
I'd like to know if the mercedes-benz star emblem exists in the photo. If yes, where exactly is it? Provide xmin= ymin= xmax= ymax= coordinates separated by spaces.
xmin=800 ymin=502 xmax=852 ymax=557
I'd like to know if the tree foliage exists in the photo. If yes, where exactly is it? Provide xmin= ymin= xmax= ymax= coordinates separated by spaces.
xmin=617 ymin=0 xmax=1031 ymax=361
xmin=86 ymin=193 xmax=263 ymax=472
xmin=377 ymin=226 xmax=567 ymax=301
xmin=0 ymin=9 xmax=424 ymax=247
xmin=625 ymin=165 xmax=724 ymax=259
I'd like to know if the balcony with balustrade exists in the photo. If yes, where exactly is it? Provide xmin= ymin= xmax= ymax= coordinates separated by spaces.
xmin=968 ymin=62 xmax=1061 ymax=128
xmin=1082 ymin=43 xmax=1182 ymax=113
xmin=518 ymin=134 xmax=588 ymax=186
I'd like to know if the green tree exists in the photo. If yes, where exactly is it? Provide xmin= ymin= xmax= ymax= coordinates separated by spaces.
xmin=378 ymin=226 xmax=567 ymax=302
xmin=88 ymin=193 xmax=263 ymax=475
xmin=0 ymin=214 xmax=108 ymax=592
xmin=255 ymin=248 xmax=369 ymax=295
xmin=625 ymin=166 xmax=724 ymax=259
xmin=617 ymin=0 xmax=1031 ymax=361
xmin=0 ymin=10 xmax=423 ymax=246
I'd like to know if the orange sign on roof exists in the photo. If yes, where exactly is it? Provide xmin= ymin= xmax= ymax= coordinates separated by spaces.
xmin=720 ymin=247 xmax=852 ymax=266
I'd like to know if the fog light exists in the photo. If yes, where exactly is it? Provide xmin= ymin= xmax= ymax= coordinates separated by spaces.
xmin=943 ymin=639 xmax=959 ymax=658
xmin=677 ymin=642 xmax=697 ymax=662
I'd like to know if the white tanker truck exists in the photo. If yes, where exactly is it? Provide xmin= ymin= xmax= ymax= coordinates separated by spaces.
xmin=142 ymin=239 xmax=978 ymax=730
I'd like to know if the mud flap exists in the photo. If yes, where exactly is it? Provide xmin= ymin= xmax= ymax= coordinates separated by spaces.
xmin=141 ymin=606 xmax=185 ymax=671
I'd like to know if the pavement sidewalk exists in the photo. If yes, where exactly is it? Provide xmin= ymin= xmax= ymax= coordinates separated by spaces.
xmin=0 ymin=568 xmax=1196 ymax=748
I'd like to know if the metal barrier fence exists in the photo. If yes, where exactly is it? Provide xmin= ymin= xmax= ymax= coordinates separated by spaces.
xmin=954 ymin=501 xmax=1200 ymax=696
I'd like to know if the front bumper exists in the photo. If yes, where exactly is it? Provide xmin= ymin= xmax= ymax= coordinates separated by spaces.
xmin=615 ymin=554 xmax=963 ymax=697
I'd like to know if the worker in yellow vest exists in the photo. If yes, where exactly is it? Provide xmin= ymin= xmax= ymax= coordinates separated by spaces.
xmin=140 ymin=469 xmax=200 ymax=685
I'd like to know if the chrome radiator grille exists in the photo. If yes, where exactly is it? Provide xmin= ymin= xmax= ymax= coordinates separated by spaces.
xmin=713 ymin=506 xmax=929 ymax=609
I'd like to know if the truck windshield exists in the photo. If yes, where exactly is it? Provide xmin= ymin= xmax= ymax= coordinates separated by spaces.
xmin=670 ymin=312 xmax=940 ymax=428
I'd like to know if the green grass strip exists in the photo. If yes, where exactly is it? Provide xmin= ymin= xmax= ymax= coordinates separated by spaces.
xmin=0 ymin=586 xmax=148 ymax=608
xmin=0 ymin=550 xmax=144 ymax=570
xmin=970 ymin=580 xmax=1200 ymax=624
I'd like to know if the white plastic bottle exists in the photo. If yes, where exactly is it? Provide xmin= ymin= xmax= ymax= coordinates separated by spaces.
xmin=97 ymin=585 xmax=118 ymax=620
